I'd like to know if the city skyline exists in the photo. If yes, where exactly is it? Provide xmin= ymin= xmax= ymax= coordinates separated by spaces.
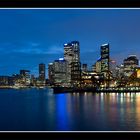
xmin=1 ymin=9 xmax=140 ymax=77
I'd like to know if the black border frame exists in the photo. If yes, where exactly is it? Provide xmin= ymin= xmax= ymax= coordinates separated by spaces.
xmin=0 ymin=132 xmax=139 ymax=139
xmin=0 ymin=0 xmax=140 ymax=8
xmin=0 ymin=0 xmax=140 ymax=140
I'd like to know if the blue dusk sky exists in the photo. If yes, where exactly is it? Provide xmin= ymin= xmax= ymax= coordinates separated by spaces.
xmin=0 ymin=8 xmax=140 ymax=78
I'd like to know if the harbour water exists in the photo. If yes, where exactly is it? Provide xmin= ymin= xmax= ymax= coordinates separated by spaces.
xmin=0 ymin=88 xmax=140 ymax=131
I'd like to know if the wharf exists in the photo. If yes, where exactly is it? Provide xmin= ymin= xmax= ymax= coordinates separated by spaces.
xmin=53 ymin=86 xmax=140 ymax=93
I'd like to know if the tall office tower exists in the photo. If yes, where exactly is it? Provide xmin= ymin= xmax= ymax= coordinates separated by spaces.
xmin=71 ymin=41 xmax=81 ymax=85
xmin=71 ymin=41 xmax=80 ymax=62
xmin=64 ymin=41 xmax=81 ymax=86
xmin=53 ymin=58 xmax=67 ymax=86
xmin=64 ymin=43 xmax=73 ymax=84
xmin=123 ymin=55 xmax=139 ymax=77
xmin=82 ymin=64 xmax=88 ymax=72
xmin=39 ymin=63 xmax=46 ymax=85
xmin=95 ymin=58 xmax=101 ymax=73
xmin=100 ymin=43 xmax=110 ymax=87
xmin=48 ymin=63 xmax=55 ymax=85
xmin=20 ymin=70 xmax=31 ymax=85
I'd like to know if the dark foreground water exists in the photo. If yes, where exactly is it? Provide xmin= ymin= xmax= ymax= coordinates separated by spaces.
xmin=0 ymin=88 xmax=140 ymax=131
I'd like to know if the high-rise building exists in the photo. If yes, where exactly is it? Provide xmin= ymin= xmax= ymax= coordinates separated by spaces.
xmin=53 ymin=58 xmax=67 ymax=86
xmin=71 ymin=61 xmax=81 ymax=84
xmin=48 ymin=63 xmax=54 ymax=85
xmin=71 ymin=41 xmax=80 ymax=62
xmin=95 ymin=58 xmax=101 ymax=73
xmin=39 ymin=63 xmax=46 ymax=85
xmin=64 ymin=43 xmax=74 ymax=84
xmin=123 ymin=55 xmax=139 ymax=77
xmin=64 ymin=41 xmax=81 ymax=85
xmin=71 ymin=41 xmax=81 ymax=85
xmin=100 ymin=43 xmax=110 ymax=87
xmin=101 ymin=43 xmax=110 ymax=78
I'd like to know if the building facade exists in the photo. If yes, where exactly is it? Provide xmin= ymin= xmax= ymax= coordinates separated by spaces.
xmin=20 ymin=70 xmax=31 ymax=86
xmin=95 ymin=58 xmax=101 ymax=73
xmin=48 ymin=63 xmax=55 ymax=85
xmin=39 ymin=63 xmax=46 ymax=85
xmin=101 ymin=43 xmax=110 ymax=78
xmin=53 ymin=58 xmax=67 ymax=86
xmin=0 ymin=76 xmax=11 ymax=86
xmin=64 ymin=41 xmax=81 ymax=86
xmin=100 ymin=43 xmax=110 ymax=87
xmin=64 ymin=42 xmax=74 ymax=84
xmin=123 ymin=55 xmax=139 ymax=77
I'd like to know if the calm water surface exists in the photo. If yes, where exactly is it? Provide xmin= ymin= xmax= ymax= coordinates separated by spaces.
xmin=0 ymin=88 xmax=140 ymax=131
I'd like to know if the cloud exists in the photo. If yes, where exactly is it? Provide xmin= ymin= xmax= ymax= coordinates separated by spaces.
xmin=17 ymin=44 xmax=64 ymax=55
xmin=3 ymin=41 xmax=64 ymax=55
xmin=47 ymin=45 xmax=63 ymax=54
xmin=28 ymin=42 xmax=40 ymax=47
xmin=16 ymin=47 xmax=43 ymax=54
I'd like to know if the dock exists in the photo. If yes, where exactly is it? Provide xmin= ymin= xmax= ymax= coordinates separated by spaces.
xmin=53 ymin=86 xmax=140 ymax=93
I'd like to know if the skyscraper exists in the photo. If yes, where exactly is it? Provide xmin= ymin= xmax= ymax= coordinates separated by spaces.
xmin=71 ymin=41 xmax=80 ymax=62
xmin=101 ymin=43 xmax=110 ymax=75
xmin=64 ymin=42 xmax=73 ymax=84
xmin=64 ymin=41 xmax=81 ymax=86
xmin=39 ymin=63 xmax=46 ymax=85
xmin=95 ymin=58 xmax=101 ymax=73
xmin=48 ymin=63 xmax=54 ymax=85
xmin=53 ymin=58 xmax=67 ymax=86
xmin=100 ymin=43 xmax=110 ymax=87
xmin=71 ymin=41 xmax=81 ymax=85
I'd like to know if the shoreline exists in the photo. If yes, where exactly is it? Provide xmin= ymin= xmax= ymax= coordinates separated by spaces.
xmin=53 ymin=86 xmax=140 ymax=94
xmin=0 ymin=86 xmax=47 ymax=89
xmin=1 ymin=86 xmax=140 ymax=94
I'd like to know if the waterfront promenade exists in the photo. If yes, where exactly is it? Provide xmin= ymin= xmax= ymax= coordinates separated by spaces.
xmin=1 ymin=85 xmax=140 ymax=94
xmin=97 ymin=87 xmax=140 ymax=93
xmin=53 ymin=86 xmax=140 ymax=93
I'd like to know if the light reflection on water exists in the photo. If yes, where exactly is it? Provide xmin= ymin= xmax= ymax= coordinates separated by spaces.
xmin=0 ymin=89 xmax=140 ymax=130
